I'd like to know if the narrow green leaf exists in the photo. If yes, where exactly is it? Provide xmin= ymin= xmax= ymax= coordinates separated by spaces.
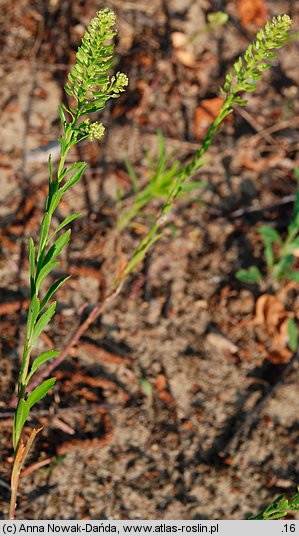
xmin=43 ymin=229 xmax=71 ymax=266
xmin=26 ymin=295 xmax=40 ymax=339
xmin=58 ymin=161 xmax=85 ymax=182
xmin=48 ymin=190 xmax=64 ymax=215
xmin=61 ymin=162 xmax=87 ymax=193
xmin=38 ymin=212 xmax=51 ymax=258
xmin=58 ymin=104 xmax=66 ymax=126
xmin=27 ymin=378 xmax=56 ymax=409
xmin=48 ymin=154 xmax=53 ymax=183
xmin=35 ymin=261 xmax=59 ymax=292
xmin=27 ymin=350 xmax=60 ymax=383
xmin=124 ymin=156 xmax=139 ymax=193
xmin=40 ymin=275 xmax=71 ymax=309
xmin=236 ymin=266 xmax=263 ymax=284
xmin=288 ymin=318 xmax=298 ymax=351
xmin=13 ymin=399 xmax=30 ymax=449
xmin=48 ymin=213 xmax=80 ymax=242
xmin=32 ymin=302 xmax=56 ymax=347
xmin=181 ymin=180 xmax=205 ymax=193
xmin=29 ymin=237 xmax=35 ymax=295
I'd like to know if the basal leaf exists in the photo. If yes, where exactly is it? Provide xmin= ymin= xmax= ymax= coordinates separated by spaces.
xmin=258 ymin=225 xmax=282 ymax=245
xmin=27 ymin=350 xmax=60 ymax=383
xmin=27 ymin=378 xmax=56 ymax=409
xmin=13 ymin=399 xmax=30 ymax=449
xmin=40 ymin=275 xmax=71 ymax=309
xmin=31 ymin=302 xmax=56 ymax=346
xmin=236 ymin=266 xmax=263 ymax=284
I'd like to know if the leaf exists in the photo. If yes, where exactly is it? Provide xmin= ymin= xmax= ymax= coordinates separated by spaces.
xmin=27 ymin=378 xmax=56 ymax=409
xmin=289 ymin=271 xmax=299 ymax=283
xmin=61 ymin=162 xmax=87 ymax=193
xmin=31 ymin=302 xmax=56 ymax=346
xmin=26 ymin=295 xmax=40 ymax=339
xmin=49 ymin=213 xmax=80 ymax=241
xmin=48 ymin=154 xmax=53 ymax=183
xmin=236 ymin=266 xmax=263 ymax=284
xmin=38 ymin=212 xmax=51 ymax=258
xmin=287 ymin=318 xmax=298 ymax=351
xmin=29 ymin=237 xmax=35 ymax=295
xmin=27 ymin=350 xmax=60 ymax=383
xmin=40 ymin=275 xmax=71 ymax=309
xmin=48 ymin=190 xmax=64 ymax=215
xmin=181 ymin=180 xmax=205 ymax=193
xmin=35 ymin=261 xmax=59 ymax=292
xmin=258 ymin=225 xmax=282 ymax=245
xmin=43 ymin=229 xmax=71 ymax=266
xmin=13 ymin=399 xmax=30 ymax=449
xmin=58 ymin=161 xmax=85 ymax=182
xmin=124 ymin=156 xmax=139 ymax=193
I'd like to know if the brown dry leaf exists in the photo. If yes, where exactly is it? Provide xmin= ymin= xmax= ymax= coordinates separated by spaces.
xmin=254 ymin=294 xmax=287 ymax=335
xmin=171 ymin=31 xmax=197 ymax=68
xmin=237 ymin=0 xmax=268 ymax=28
xmin=194 ymin=97 xmax=224 ymax=139
xmin=254 ymin=294 xmax=293 ymax=363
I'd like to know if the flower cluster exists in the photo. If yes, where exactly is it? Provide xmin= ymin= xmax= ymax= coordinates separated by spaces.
xmin=65 ymin=8 xmax=128 ymax=116
xmin=87 ymin=121 xmax=105 ymax=141
xmin=222 ymin=14 xmax=291 ymax=98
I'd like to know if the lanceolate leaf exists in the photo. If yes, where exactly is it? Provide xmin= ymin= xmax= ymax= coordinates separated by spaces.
xmin=48 ymin=190 xmax=64 ymax=215
xmin=26 ymin=295 xmax=40 ymax=339
xmin=29 ymin=238 xmax=36 ymax=297
xmin=27 ymin=350 xmax=60 ymax=383
xmin=27 ymin=378 xmax=56 ymax=409
xmin=35 ymin=261 xmax=60 ymax=292
xmin=58 ymin=161 xmax=85 ymax=182
xmin=40 ymin=275 xmax=71 ymax=309
xmin=43 ymin=229 xmax=71 ymax=266
xmin=61 ymin=163 xmax=87 ymax=193
xmin=38 ymin=212 xmax=51 ymax=258
xmin=13 ymin=399 xmax=30 ymax=449
xmin=49 ymin=213 xmax=80 ymax=241
xmin=31 ymin=302 xmax=56 ymax=347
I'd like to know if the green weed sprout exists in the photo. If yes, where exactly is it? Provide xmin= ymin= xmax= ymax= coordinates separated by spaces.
xmin=236 ymin=169 xmax=299 ymax=286
xmin=250 ymin=489 xmax=299 ymax=520
xmin=117 ymin=130 xmax=205 ymax=230
xmin=116 ymin=15 xmax=292 ymax=281
xmin=9 ymin=8 xmax=128 ymax=520
xmin=9 ymin=11 xmax=292 ymax=519
xmin=236 ymin=170 xmax=299 ymax=352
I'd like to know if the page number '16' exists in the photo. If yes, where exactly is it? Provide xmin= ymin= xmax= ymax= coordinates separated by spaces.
xmin=283 ymin=525 xmax=296 ymax=533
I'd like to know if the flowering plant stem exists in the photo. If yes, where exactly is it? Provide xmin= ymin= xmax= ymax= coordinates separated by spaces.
xmin=9 ymin=11 xmax=291 ymax=519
